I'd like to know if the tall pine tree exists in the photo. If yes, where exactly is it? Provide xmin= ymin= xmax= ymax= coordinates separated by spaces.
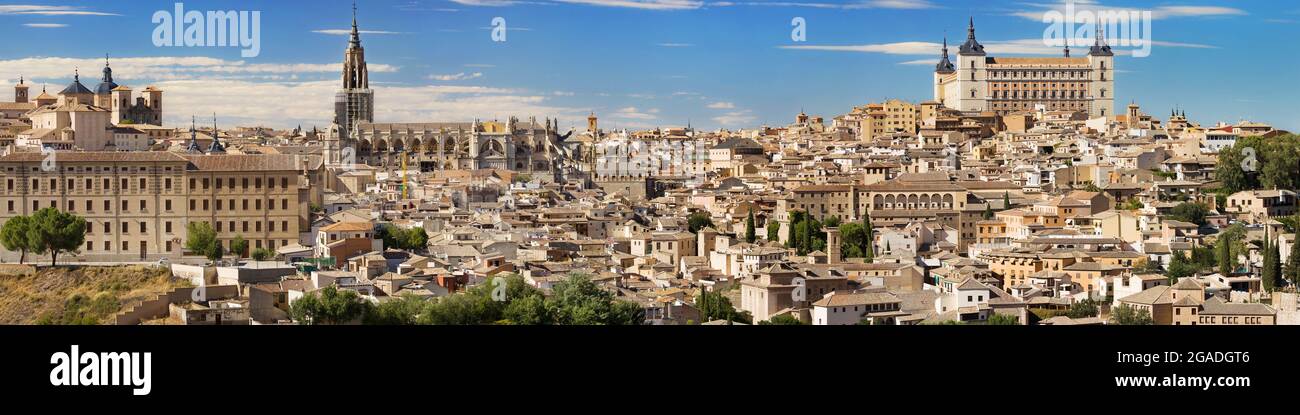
xmin=1217 ymin=234 xmax=1234 ymax=276
xmin=863 ymin=213 xmax=875 ymax=263
xmin=745 ymin=208 xmax=756 ymax=244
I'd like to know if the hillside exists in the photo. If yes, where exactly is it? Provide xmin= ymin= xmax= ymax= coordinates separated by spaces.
xmin=0 ymin=265 xmax=186 ymax=325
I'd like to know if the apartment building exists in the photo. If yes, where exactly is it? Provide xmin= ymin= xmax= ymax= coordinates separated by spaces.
xmin=0 ymin=152 xmax=308 ymax=262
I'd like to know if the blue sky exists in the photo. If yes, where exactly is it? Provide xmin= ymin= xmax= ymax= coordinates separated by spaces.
xmin=0 ymin=0 xmax=1295 ymax=131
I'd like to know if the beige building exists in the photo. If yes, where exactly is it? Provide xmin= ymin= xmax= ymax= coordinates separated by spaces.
xmin=0 ymin=152 xmax=308 ymax=262
xmin=934 ymin=19 xmax=1115 ymax=117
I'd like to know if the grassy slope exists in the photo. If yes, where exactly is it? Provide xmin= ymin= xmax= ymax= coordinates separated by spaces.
xmin=0 ymin=265 xmax=186 ymax=325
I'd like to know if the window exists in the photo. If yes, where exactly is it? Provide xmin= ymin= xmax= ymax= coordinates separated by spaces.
xmin=165 ymin=221 xmax=172 ymax=233
xmin=139 ymin=222 xmax=146 ymax=233
xmin=139 ymin=200 xmax=147 ymax=211
xmin=165 ymin=200 xmax=172 ymax=211
xmin=139 ymin=178 xmax=146 ymax=190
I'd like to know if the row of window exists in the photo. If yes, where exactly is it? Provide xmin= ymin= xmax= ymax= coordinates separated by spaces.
xmin=189 ymin=177 xmax=292 ymax=191
xmin=6 ymin=198 xmax=292 ymax=214
xmin=0 ymin=176 xmax=296 ymax=193
xmin=987 ymin=70 xmax=1091 ymax=79
xmin=6 ymin=177 xmax=171 ymax=193
xmin=85 ymin=219 xmax=291 ymax=235
xmin=81 ymin=238 xmax=291 ymax=253
xmin=188 ymin=198 xmax=292 ymax=211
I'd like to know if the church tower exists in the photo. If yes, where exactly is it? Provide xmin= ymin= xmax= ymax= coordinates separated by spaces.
xmin=14 ymin=75 xmax=28 ymax=103
xmin=955 ymin=17 xmax=987 ymax=112
xmin=95 ymin=55 xmax=119 ymax=108
xmin=1088 ymin=23 xmax=1115 ymax=118
xmin=334 ymin=1 xmax=374 ymax=137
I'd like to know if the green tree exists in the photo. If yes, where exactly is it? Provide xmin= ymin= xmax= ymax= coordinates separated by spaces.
xmin=982 ymin=203 xmax=994 ymax=220
xmin=1263 ymin=238 xmax=1280 ymax=292
xmin=1109 ymin=304 xmax=1154 ymax=325
xmin=785 ymin=211 xmax=804 ymax=248
xmin=758 ymin=314 xmax=805 ymax=325
xmin=502 ymin=294 xmax=553 ymax=325
xmin=1215 ymin=134 xmax=1300 ymax=194
xmin=403 ymin=228 xmax=429 ymax=251
xmin=186 ymin=222 xmax=222 ymax=261
xmin=696 ymin=289 xmax=749 ymax=324
xmin=548 ymin=274 xmax=645 ymax=325
xmin=1168 ymin=202 xmax=1210 ymax=226
xmin=251 ymin=247 xmax=274 ymax=262
xmin=0 ymin=215 xmax=34 ymax=264
xmin=863 ymin=214 xmax=875 ymax=262
xmin=687 ymin=212 xmax=713 ymax=234
xmin=1287 ymin=218 xmax=1300 ymax=284
xmin=839 ymin=222 xmax=868 ymax=258
xmin=363 ymin=294 xmax=429 ymax=325
xmin=1121 ymin=199 xmax=1144 ymax=211
xmin=27 ymin=208 xmax=86 ymax=267
xmin=1066 ymin=299 xmax=1099 ymax=318
xmin=986 ymin=313 xmax=1019 ymax=325
xmin=766 ymin=220 xmax=780 ymax=242
xmin=1217 ymin=234 xmax=1235 ymax=275
xmin=290 ymin=286 xmax=372 ymax=325
xmin=1003 ymin=191 xmax=1011 ymax=209
xmin=229 ymin=235 xmax=248 ymax=258
xmin=1166 ymin=250 xmax=1197 ymax=283
xmin=744 ymin=209 xmax=756 ymax=244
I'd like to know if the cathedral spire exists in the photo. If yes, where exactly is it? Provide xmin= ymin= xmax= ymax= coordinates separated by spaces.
xmin=208 ymin=113 xmax=226 ymax=154
xmin=349 ymin=1 xmax=361 ymax=48
xmin=186 ymin=116 xmax=203 ymax=153
xmin=1089 ymin=22 xmax=1113 ymax=56
xmin=935 ymin=36 xmax=955 ymax=73
xmin=958 ymin=16 xmax=985 ymax=55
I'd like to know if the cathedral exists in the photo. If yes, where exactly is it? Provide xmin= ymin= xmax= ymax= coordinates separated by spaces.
xmin=323 ymin=4 xmax=573 ymax=177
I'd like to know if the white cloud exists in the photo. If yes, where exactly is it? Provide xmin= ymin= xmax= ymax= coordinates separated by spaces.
xmin=613 ymin=107 xmax=660 ymax=120
xmin=0 ymin=56 xmax=398 ymax=84
xmin=449 ymin=0 xmax=526 ymax=6
xmin=553 ymin=91 xmax=575 ymax=96
xmin=780 ymin=41 xmax=938 ymax=55
xmin=0 ymin=5 xmax=118 ymax=16
xmin=553 ymin=0 xmax=704 ymax=10
xmin=713 ymin=110 xmax=756 ymax=126
xmin=149 ymin=80 xmax=586 ymax=129
xmin=312 ymin=29 xmax=407 ymax=35
xmin=713 ymin=0 xmax=937 ymax=10
xmin=707 ymin=101 xmax=735 ymax=109
xmin=897 ymin=59 xmax=936 ymax=65
xmin=22 ymin=23 xmax=67 ymax=28
xmin=1010 ymin=1 xmax=1246 ymax=20
xmin=428 ymin=72 xmax=484 ymax=81
xmin=0 ymin=56 xmax=589 ymax=131
xmin=784 ymin=37 xmax=1215 ymax=57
